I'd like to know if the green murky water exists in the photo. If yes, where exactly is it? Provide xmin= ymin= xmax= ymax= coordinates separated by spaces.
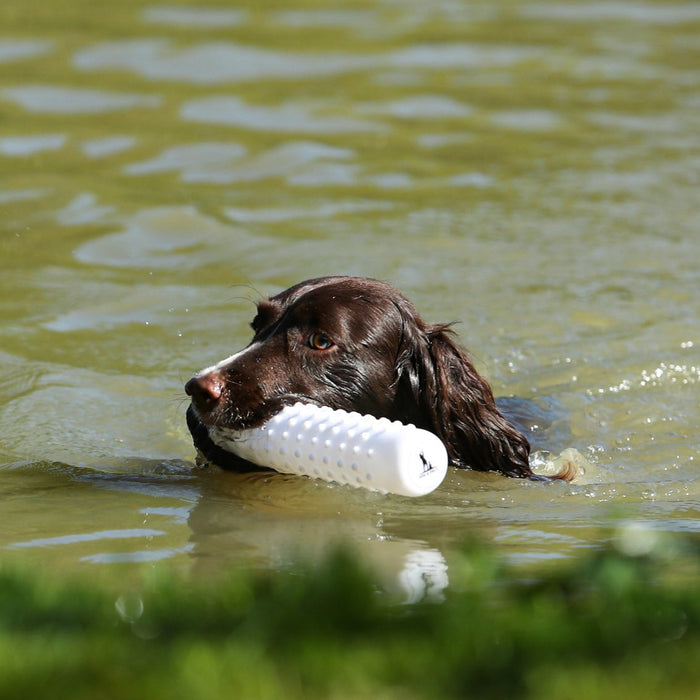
xmin=1 ymin=0 xmax=698 ymax=594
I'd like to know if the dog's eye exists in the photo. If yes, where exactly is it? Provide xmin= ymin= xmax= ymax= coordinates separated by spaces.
xmin=308 ymin=332 xmax=334 ymax=350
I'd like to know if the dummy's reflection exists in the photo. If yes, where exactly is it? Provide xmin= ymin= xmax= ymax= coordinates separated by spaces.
xmin=187 ymin=468 xmax=454 ymax=603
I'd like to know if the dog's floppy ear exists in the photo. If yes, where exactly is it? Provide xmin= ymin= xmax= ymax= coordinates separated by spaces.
xmin=394 ymin=319 xmax=534 ymax=478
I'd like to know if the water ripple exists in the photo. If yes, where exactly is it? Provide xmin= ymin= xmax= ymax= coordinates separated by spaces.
xmin=82 ymin=544 xmax=195 ymax=564
xmin=73 ymin=39 xmax=373 ymax=84
xmin=0 ymin=134 xmax=66 ymax=156
xmin=10 ymin=528 xmax=166 ymax=549
xmin=3 ymin=85 xmax=161 ymax=114
xmin=522 ymin=3 xmax=700 ymax=24
xmin=73 ymin=39 xmax=543 ymax=85
xmin=181 ymin=96 xmax=385 ymax=134
xmin=0 ymin=39 xmax=52 ymax=63
xmin=124 ymin=141 xmax=354 ymax=185
xmin=143 ymin=6 xmax=247 ymax=28
xmin=359 ymin=94 xmax=473 ymax=119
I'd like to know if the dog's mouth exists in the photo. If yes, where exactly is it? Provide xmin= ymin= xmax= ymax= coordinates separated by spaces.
xmin=185 ymin=394 xmax=322 ymax=472
xmin=185 ymin=404 xmax=268 ymax=472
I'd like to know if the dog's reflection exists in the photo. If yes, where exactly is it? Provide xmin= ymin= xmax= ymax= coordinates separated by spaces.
xmin=187 ymin=467 xmax=450 ymax=603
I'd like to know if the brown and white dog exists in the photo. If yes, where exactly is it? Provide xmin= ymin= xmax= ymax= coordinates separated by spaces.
xmin=185 ymin=276 xmax=572 ymax=481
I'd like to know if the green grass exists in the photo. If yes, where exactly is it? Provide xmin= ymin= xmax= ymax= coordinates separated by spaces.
xmin=2 ymin=540 xmax=699 ymax=699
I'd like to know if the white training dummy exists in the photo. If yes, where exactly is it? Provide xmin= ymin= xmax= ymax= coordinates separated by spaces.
xmin=209 ymin=402 xmax=448 ymax=497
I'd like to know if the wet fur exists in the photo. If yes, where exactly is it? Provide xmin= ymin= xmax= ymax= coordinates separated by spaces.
xmin=185 ymin=276 xmax=572 ymax=481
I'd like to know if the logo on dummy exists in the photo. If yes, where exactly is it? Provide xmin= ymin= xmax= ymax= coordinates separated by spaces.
xmin=418 ymin=451 xmax=436 ymax=477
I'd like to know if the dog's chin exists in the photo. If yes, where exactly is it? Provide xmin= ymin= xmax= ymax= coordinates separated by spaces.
xmin=185 ymin=395 xmax=324 ymax=472
xmin=185 ymin=405 xmax=269 ymax=473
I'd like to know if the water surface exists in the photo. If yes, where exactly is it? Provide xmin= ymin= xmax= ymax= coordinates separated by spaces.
xmin=1 ymin=0 xmax=698 ymax=596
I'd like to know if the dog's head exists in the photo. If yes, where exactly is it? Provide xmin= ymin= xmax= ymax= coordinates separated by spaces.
xmin=186 ymin=275 xmax=537 ymax=478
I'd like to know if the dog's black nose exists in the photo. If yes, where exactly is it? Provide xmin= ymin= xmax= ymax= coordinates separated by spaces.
xmin=185 ymin=373 xmax=224 ymax=407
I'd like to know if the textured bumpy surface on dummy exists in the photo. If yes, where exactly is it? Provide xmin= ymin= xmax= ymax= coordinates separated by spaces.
xmin=209 ymin=402 xmax=448 ymax=497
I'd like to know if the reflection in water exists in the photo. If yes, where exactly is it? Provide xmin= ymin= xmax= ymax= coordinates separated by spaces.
xmin=0 ymin=461 xmax=198 ymax=572
xmin=81 ymin=135 xmax=137 ymax=158
xmin=123 ymin=141 xmax=355 ymax=184
xmin=124 ymin=142 xmax=247 ymax=178
xmin=81 ymin=545 xmax=195 ymax=565
xmin=56 ymin=193 xmax=116 ymax=226
xmin=143 ymin=6 xmax=247 ymax=28
xmin=397 ymin=548 xmax=449 ymax=603
xmin=181 ymin=96 xmax=386 ymax=134
xmin=359 ymin=94 xmax=473 ymax=119
xmin=3 ymin=85 xmax=161 ymax=114
xmin=74 ymin=206 xmax=261 ymax=269
xmin=0 ymin=133 xmax=66 ymax=156
xmin=1 ymin=458 xmax=450 ymax=601
xmin=10 ymin=528 xmax=168 ymax=549
xmin=0 ymin=39 xmax=52 ymax=63
xmin=489 ymin=109 xmax=562 ymax=131
xmin=72 ymin=38 xmax=548 ymax=87
xmin=223 ymin=200 xmax=394 ymax=224
xmin=0 ymin=356 xmax=187 ymax=465
xmin=187 ymin=469 xmax=451 ymax=602
xmin=73 ymin=40 xmax=374 ymax=84
xmin=520 ymin=3 xmax=700 ymax=23
xmin=0 ymin=0 xmax=698 ymax=586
